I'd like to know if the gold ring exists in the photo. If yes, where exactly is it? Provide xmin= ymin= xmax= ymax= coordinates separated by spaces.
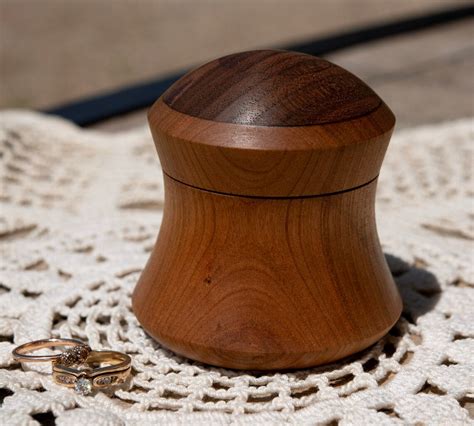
xmin=12 ymin=338 xmax=91 ymax=366
xmin=52 ymin=350 xmax=131 ymax=395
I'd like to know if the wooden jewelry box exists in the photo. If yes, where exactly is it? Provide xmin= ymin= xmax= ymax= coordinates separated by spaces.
xmin=132 ymin=50 xmax=402 ymax=370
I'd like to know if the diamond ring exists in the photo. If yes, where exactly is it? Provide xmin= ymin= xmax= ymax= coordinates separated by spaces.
xmin=12 ymin=338 xmax=91 ymax=366
xmin=52 ymin=350 xmax=131 ymax=395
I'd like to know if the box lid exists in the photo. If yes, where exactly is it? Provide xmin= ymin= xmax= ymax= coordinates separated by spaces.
xmin=148 ymin=50 xmax=395 ymax=197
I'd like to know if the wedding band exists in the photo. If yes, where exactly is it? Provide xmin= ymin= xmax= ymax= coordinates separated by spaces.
xmin=52 ymin=350 xmax=131 ymax=395
xmin=12 ymin=338 xmax=91 ymax=366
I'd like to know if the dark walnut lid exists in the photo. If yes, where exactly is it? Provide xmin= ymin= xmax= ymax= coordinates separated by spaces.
xmin=148 ymin=50 xmax=395 ymax=197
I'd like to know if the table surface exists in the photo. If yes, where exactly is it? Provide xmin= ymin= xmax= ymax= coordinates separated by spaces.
xmin=1 ymin=111 xmax=472 ymax=424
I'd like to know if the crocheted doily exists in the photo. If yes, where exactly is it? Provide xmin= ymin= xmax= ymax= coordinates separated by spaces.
xmin=0 ymin=111 xmax=472 ymax=425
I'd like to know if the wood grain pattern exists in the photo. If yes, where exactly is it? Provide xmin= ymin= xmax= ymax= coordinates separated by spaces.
xmin=133 ymin=175 xmax=402 ymax=370
xmin=163 ymin=50 xmax=381 ymax=126
xmin=134 ymin=50 xmax=401 ymax=370
xmin=149 ymin=100 xmax=395 ymax=197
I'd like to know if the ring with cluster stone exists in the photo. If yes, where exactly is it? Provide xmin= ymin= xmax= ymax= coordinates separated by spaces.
xmin=52 ymin=350 xmax=131 ymax=395
xmin=12 ymin=338 xmax=91 ymax=366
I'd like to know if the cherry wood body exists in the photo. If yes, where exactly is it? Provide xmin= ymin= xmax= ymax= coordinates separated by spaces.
xmin=133 ymin=175 xmax=402 ymax=370
xmin=133 ymin=50 xmax=402 ymax=370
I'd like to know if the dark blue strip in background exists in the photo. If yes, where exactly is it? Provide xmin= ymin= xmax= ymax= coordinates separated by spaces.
xmin=44 ymin=5 xmax=474 ymax=126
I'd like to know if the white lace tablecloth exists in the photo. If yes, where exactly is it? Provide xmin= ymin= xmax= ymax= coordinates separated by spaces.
xmin=0 ymin=111 xmax=473 ymax=425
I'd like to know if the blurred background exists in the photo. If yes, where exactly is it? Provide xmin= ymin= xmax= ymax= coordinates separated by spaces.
xmin=0 ymin=0 xmax=473 ymax=130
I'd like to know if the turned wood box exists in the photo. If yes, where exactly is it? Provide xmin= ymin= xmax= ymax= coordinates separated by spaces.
xmin=132 ymin=50 xmax=402 ymax=370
